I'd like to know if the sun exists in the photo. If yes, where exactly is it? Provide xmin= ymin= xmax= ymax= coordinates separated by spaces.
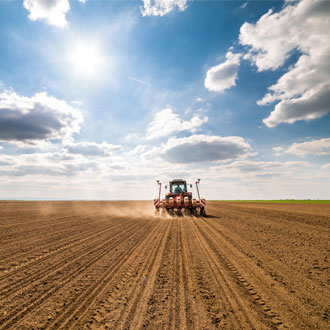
xmin=68 ymin=42 xmax=104 ymax=77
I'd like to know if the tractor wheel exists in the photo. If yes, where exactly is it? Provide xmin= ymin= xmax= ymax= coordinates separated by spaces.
xmin=200 ymin=207 xmax=206 ymax=217
xmin=176 ymin=209 xmax=183 ymax=217
xmin=190 ymin=208 xmax=197 ymax=216
xmin=166 ymin=208 xmax=174 ymax=217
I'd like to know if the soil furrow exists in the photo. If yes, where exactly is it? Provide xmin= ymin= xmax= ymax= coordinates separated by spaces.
xmin=119 ymin=218 xmax=172 ymax=330
xmin=0 ymin=217 xmax=139 ymax=299
xmin=0 ymin=216 xmax=132 ymax=277
xmin=79 ymin=219 xmax=169 ymax=329
xmin=0 ymin=217 xmax=148 ymax=329
xmin=199 ymin=213 xmax=328 ymax=329
xmin=0 ymin=215 xmax=109 ymax=261
xmin=45 ymin=218 xmax=156 ymax=330
xmin=0 ymin=201 xmax=328 ymax=329
xmin=190 ymin=217 xmax=268 ymax=329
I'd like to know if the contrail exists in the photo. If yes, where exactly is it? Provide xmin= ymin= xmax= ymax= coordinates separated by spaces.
xmin=127 ymin=76 xmax=162 ymax=89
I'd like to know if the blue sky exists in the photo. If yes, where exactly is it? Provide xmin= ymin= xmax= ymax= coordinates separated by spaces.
xmin=0 ymin=0 xmax=329 ymax=200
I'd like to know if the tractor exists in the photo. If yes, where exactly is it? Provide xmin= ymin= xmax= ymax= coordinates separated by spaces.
xmin=154 ymin=179 xmax=206 ymax=216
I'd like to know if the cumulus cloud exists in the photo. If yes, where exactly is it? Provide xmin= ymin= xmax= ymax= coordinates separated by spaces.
xmin=239 ymin=0 xmax=330 ymax=126
xmin=141 ymin=0 xmax=187 ymax=16
xmin=0 ymin=90 xmax=83 ymax=147
xmin=23 ymin=0 xmax=70 ymax=27
xmin=208 ymin=160 xmax=311 ymax=183
xmin=263 ymin=85 xmax=330 ymax=127
xmin=205 ymin=52 xmax=241 ymax=93
xmin=154 ymin=134 xmax=252 ymax=163
xmin=212 ymin=160 xmax=308 ymax=173
xmin=279 ymin=138 xmax=330 ymax=157
xmin=63 ymin=141 xmax=122 ymax=157
xmin=0 ymin=152 xmax=100 ymax=178
xmin=146 ymin=108 xmax=208 ymax=140
xmin=0 ymin=155 xmax=14 ymax=166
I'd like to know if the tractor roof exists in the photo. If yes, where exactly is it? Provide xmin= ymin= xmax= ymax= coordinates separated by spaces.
xmin=170 ymin=179 xmax=186 ymax=183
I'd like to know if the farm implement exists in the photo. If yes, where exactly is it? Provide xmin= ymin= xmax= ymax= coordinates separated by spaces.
xmin=154 ymin=179 xmax=206 ymax=216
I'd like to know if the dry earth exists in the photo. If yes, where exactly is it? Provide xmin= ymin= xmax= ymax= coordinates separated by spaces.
xmin=0 ymin=201 xmax=329 ymax=329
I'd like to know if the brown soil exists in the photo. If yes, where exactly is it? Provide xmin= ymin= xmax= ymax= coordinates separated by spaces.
xmin=0 ymin=201 xmax=329 ymax=329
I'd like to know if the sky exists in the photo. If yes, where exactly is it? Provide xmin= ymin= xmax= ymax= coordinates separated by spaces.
xmin=0 ymin=0 xmax=329 ymax=200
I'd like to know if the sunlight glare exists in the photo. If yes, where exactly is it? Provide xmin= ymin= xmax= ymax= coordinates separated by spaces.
xmin=69 ymin=42 xmax=104 ymax=77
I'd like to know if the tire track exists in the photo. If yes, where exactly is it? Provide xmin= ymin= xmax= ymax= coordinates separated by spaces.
xmin=0 ymin=214 xmax=102 ymax=258
xmin=195 ymin=218 xmax=288 ymax=329
xmin=0 ymin=216 xmax=129 ymax=276
xmin=0 ymin=214 xmax=84 ymax=242
xmin=184 ymin=218 xmax=243 ymax=329
xmin=110 ymin=220 xmax=171 ymax=330
xmin=44 ymin=217 xmax=159 ymax=330
xmin=0 ymin=216 xmax=137 ymax=297
xmin=180 ymin=217 xmax=210 ymax=329
xmin=174 ymin=219 xmax=190 ymax=330
xmin=140 ymin=219 xmax=179 ymax=330
xmin=82 ymin=219 xmax=171 ymax=330
xmin=198 ymin=214 xmax=328 ymax=329
xmin=189 ymin=217 xmax=269 ymax=329
xmin=119 ymin=218 xmax=172 ymax=330
xmin=0 ymin=217 xmax=149 ymax=330
xmin=209 ymin=202 xmax=330 ymax=229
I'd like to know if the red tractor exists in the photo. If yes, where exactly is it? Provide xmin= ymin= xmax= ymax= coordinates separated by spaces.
xmin=154 ymin=179 xmax=206 ymax=216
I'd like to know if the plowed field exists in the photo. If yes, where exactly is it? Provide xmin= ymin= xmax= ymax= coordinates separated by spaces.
xmin=0 ymin=201 xmax=329 ymax=330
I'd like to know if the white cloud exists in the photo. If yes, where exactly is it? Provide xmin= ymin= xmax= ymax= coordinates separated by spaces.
xmin=239 ymin=0 xmax=330 ymax=126
xmin=63 ymin=141 xmax=122 ymax=157
xmin=205 ymin=52 xmax=241 ymax=93
xmin=0 ymin=90 xmax=83 ymax=147
xmin=322 ymin=163 xmax=330 ymax=169
xmin=23 ymin=0 xmax=70 ymax=27
xmin=263 ymin=85 xmax=330 ymax=128
xmin=141 ymin=0 xmax=187 ymax=17
xmin=211 ymin=160 xmax=309 ymax=176
xmin=273 ymin=146 xmax=284 ymax=152
xmin=145 ymin=108 xmax=208 ymax=140
xmin=280 ymin=138 xmax=330 ymax=157
xmin=1 ymin=145 xmax=329 ymax=200
xmin=127 ymin=144 xmax=147 ymax=156
xmin=70 ymin=100 xmax=84 ymax=106
xmin=153 ymin=134 xmax=253 ymax=163
xmin=0 ymin=151 xmax=104 ymax=178
xmin=209 ymin=160 xmax=310 ymax=184
xmin=124 ymin=133 xmax=144 ymax=142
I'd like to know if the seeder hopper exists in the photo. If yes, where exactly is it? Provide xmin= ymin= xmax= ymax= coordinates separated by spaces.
xmin=154 ymin=179 xmax=206 ymax=216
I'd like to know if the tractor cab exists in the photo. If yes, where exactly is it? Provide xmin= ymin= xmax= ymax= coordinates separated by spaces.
xmin=170 ymin=180 xmax=187 ymax=195
xmin=166 ymin=180 xmax=192 ymax=200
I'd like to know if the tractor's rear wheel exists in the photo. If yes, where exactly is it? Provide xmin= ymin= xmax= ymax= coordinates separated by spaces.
xmin=200 ymin=207 xmax=206 ymax=216
xmin=176 ymin=209 xmax=183 ymax=216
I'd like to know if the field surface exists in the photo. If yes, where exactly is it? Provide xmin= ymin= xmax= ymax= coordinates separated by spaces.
xmin=0 ymin=201 xmax=329 ymax=330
